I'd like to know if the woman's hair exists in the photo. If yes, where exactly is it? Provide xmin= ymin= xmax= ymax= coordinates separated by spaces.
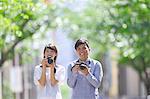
xmin=74 ymin=38 xmax=89 ymax=50
xmin=43 ymin=43 xmax=58 ymax=62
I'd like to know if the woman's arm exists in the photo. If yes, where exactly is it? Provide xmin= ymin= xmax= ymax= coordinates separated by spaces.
xmin=50 ymin=66 xmax=58 ymax=86
xmin=38 ymin=66 xmax=46 ymax=87
xmin=38 ymin=59 xmax=47 ymax=87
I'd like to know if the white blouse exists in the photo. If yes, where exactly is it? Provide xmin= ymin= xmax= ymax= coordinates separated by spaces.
xmin=34 ymin=64 xmax=65 ymax=99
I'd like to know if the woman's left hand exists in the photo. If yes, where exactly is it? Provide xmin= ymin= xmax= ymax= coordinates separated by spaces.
xmin=47 ymin=62 xmax=55 ymax=68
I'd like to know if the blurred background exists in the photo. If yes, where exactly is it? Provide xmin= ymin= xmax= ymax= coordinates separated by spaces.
xmin=0 ymin=0 xmax=150 ymax=99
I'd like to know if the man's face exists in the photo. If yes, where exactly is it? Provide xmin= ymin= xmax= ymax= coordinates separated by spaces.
xmin=44 ymin=48 xmax=56 ymax=58
xmin=76 ymin=44 xmax=90 ymax=61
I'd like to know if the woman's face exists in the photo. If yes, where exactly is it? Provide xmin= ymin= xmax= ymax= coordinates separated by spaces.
xmin=76 ymin=44 xmax=90 ymax=61
xmin=44 ymin=48 xmax=57 ymax=59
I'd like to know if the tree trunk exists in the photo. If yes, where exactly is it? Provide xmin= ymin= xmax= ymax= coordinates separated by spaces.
xmin=144 ymin=77 xmax=150 ymax=95
xmin=142 ymin=71 xmax=150 ymax=96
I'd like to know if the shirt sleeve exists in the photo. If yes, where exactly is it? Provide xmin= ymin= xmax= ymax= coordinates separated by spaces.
xmin=34 ymin=67 xmax=42 ymax=87
xmin=55 ymin=66 xmax=65 ymax=85
xmin=86 ymin=61 xmax=103 ymax=88
xmin=67 ymin=63 xmax=78 ymax=88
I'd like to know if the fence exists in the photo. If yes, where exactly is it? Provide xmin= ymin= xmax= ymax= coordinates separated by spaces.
xmin=0 ymin=65 xmax=36 ymax=99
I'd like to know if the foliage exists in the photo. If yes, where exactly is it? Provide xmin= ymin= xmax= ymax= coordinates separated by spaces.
xmin=60 ymin=0 xmax=112 ymax=59
xmin=60 ymin=84 xmax=70 ymax=99
xmin=61 ymin=0 xmax=150 ymax=95
xmin=0 ymin=0 xmax=58 ymax=66
xmin=106 ymin=0 xmax=150 ymax=70
xmin=3 ymin=79 xmax=14 ymax=99
xmin=107 ymin=0 xmax=150 ymax=94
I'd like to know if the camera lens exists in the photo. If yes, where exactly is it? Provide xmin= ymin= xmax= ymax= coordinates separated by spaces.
xmin=47 ymin=57 xmax=53 ymax=64
xmin=79 ymin=63 xmax=87 ymax=70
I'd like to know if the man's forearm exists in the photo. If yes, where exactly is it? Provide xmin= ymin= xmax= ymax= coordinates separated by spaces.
xmin=67 ymin=72 xmax=78 ymax=88
xmin=86 ymin=73 xmax=101 ymax=88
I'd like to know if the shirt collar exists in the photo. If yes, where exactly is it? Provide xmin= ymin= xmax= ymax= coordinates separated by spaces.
xmin=78 ymin=58 xmax=91 ymax=65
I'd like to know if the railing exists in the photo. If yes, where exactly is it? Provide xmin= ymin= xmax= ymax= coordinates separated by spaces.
xmin=0 ymin=65 xmax=36 ymax=99
xmin=0 ymin=69 xmax=2 ymax=99
xmin=0 ymin=65 xmax=148 ymax=99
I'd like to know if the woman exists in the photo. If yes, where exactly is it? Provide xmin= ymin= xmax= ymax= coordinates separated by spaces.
xmin=34 ymin=43 xmax=65 ymax=99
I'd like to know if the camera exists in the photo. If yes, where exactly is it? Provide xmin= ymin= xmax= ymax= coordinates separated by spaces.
xmin=79 ymin=62 xmax=87 ymax=70
xmin=47 ymin=56 xmax=53 ymax=64
xmin=74 ymin=62 xmax=87 ymax=70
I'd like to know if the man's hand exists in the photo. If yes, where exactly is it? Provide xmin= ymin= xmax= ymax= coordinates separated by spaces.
xmin=79 ymin=67 xmax=90 ymax=76
xmin=71 ymin=65 xmax=79 ymax=74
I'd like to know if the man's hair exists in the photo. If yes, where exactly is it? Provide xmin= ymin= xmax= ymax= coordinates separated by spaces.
xmin=74 ymin=38 xmax=89 ymax=50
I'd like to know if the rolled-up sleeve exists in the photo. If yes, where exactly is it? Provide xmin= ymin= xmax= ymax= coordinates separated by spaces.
xmin=86 ymin=62 xmax=103 ymax=88
xmin=67 ymin=64 xmax=78 ymax=88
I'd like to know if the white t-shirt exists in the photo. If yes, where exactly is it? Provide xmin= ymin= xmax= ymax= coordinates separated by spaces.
xmin=34 ymin=64 xmax=65 ymax=99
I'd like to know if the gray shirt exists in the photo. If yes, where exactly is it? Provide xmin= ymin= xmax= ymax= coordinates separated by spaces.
xmin=67 ymin=58 xmax=103 ymax=99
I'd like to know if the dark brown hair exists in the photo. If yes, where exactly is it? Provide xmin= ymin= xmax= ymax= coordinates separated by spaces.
xmin=43 ymin=43 xmax=58 ymax=62
xmin=74 ymin=38 xmax=89 ymax=50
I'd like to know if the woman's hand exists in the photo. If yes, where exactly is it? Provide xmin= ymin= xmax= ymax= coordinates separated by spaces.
xmin=41 ymin=58 xmax=47 ymax=68
xmin=47 ymin=62 xmax=55 ymax=68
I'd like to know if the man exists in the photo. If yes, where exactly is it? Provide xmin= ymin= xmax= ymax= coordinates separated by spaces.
xmin=67 ymin=38 xmax=103 ymax=99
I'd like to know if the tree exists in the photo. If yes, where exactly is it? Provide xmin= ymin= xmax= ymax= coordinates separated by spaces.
xmin=61 ymin=0 xmax=111 ymax=59
xmin=0 ymin=0 xmax=59 ymax=67
xmin=61 ymin=0 xmax=150 ymax=95
xmin=106 ymin=0 xmax=150 ymax=95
